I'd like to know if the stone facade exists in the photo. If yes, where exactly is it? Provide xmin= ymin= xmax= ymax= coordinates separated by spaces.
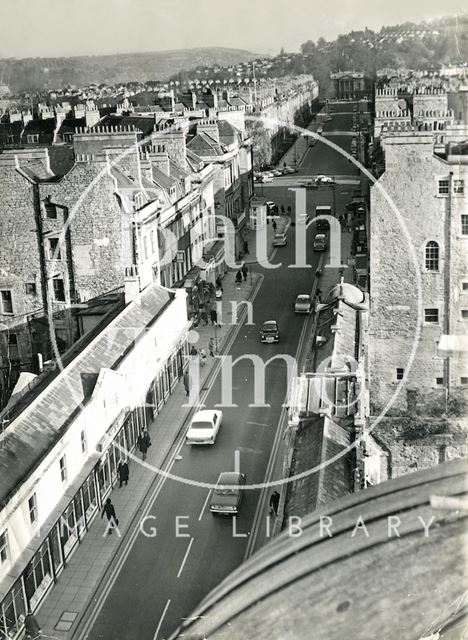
xmin=369 ymin=130 xmax=468 ymax=413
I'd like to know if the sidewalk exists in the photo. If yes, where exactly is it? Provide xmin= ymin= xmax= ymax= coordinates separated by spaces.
xmin=37 ymin=273 xmax=262 ymax=639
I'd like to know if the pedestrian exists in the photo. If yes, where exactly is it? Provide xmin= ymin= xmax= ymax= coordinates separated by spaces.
xmin=243 ymin=240 xmax=249 ymax=255
xmin=137 ymin=428 xmax=151 ymax=461
xmin=200 ymin=348 xmax=207 ymax=366
xmin=280 ymin=205 xmax=285 ymax=215
xmin=287 ymin=205 xmax=292 ymax=215
xmin=210 ymin=308 xmax=218 ymax=325
xmin=24 ymin=609 xmax=41 ymax=640
xmin=272 ymin=219 xmax=277 ymax=232
xmin=101 ymin=498 xmax=118 ymax=535
xmin=190 ymin=345 xmax=198 ymax=357
xmin=215 ymin=275 xmax=222 ymax=289
xmin=235 ymin=270 xmax=242 ymax=285
xmin=315 ymin=288 xmax=322 ymax=304
xmin=200 ymin=308 xmax=208 ymax=326
xmin=209 ymin=337 xmax=215 ymax=357
xmin=183 ymin=370 xmax=190 ymax=396
xmin=269 ymin=491 xmax=280 ymax=517
xmin=117 ymin=459 xmax=129 ymax=487
xmin=241 ymin=263 xmax=248 ymax=282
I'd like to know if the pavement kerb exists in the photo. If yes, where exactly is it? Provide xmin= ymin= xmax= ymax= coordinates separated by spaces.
xmin=70 ymin=271 xmax=265 ymax=640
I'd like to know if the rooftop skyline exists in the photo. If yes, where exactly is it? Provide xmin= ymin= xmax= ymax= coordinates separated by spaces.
xmin=1 ymin=0 xmax=464 ymax=60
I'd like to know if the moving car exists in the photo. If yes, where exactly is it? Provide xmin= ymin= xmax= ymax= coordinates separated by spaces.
xmin=315 ymin=175 xmax=335 ymax=185
xmin=186 ymin=409 xmax=223 ymax=445
xmin=295 ymin=294 xmax=312 ymax=314
xmin=273 ymin=232 xmax=287 ymax=247
xmin=260 ymin=320 xmax=279 ymax=343
xmin=210 ymin=472 xmax=246 ymax=515
xmin=313 ymin=233 xmax=328 ymax=251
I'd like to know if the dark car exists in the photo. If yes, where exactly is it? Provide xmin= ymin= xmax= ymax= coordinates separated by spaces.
xmin=261 ymin=320 xmax=279 ymax=343
xmin=316 ymin=218 xmax=330 ymax=231
xmin=210 ymin=472 xmax=246 ymax=515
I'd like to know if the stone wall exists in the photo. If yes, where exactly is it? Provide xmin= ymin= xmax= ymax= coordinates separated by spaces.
xmin=369 ymin=133 xmax=449 ymax=412
xmin=39 ymin=162 xmax=132 ymax=303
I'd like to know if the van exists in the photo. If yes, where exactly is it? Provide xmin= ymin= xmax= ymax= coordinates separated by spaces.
xmin=315 ymin=205 xmax=332 ymax=230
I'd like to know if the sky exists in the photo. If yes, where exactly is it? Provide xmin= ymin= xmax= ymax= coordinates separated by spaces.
xmin=1 ymin=0 xmax=466 ymax=59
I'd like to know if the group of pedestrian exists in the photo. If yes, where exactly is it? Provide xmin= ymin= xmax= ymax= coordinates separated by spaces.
xmin=235 ymin=263 xmax=248 ymax=285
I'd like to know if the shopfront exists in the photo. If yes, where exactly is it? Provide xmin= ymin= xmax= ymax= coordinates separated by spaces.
xmin=0 ymin=338 xmax=189 ymax=639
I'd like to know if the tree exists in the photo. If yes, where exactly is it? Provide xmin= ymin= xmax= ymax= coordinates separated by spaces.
xmin=247 ymin=120 xmax=273 ymax=169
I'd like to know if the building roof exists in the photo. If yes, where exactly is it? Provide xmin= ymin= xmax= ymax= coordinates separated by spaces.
xmin=95 ymin=114 xmax=156 ymax=138
xmin=187 ymin=131 xmax=224 ymax=156
xmin=284 ymin=415 xmax=353 ymax=518
xmin=0 ymin=283 xmax=174 ymax=509
xmin=217 ymin=118 xmax=240 ymax=145
xmin=58 ymin=117 xmax=86 ymax=135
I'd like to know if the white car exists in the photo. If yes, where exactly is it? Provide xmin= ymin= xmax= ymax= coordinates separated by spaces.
xmin=295 ymin=294 xmax=312 ymax=313
xmin=186 ymin=409 xmax=223 ymax=445
xmin=271 ymin=169 xmax=283 ymax=177
xmin=261 ymin=175 xmax=273 ymax=183
xmin=315 ymin=175 xmax=335 ymax=185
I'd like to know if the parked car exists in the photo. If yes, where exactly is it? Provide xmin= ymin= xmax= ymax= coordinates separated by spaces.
xmin=261 ymin=175 xmax=273 ymax=183
xmin=271 ymin=169 xmax=283 ymax=177
xmin=313 ymin=233 xmax=328 ymax=251
xmin=315 ymin=175 xmax=335 ymax=185
xmin=273 ymin=232 xmax=287 ymax=247
xmin=294 ymin=294 xmax=312 ymax=314
xmin=316 ymin=218 xmax=330 ymax=231
xmin=186 ymin=409 xmax=223 ymax=445
xmin=210 ymin=472 xmax=246 ymax=515
xmin=260 ymin=320 xmax=279 ymax=343
xmin=283 ymin=166 xmax=297 ymax=174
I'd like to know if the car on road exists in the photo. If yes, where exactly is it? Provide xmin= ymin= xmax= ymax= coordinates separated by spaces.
xmin=186 ymin=409 xmax=223 ymax=445
xmin=266 ymin=201 xmax=278 ymax=216
xmin=315 ymin=175 xmax=335 ymax=185
xmin=283 ymin=166 xmax=297 ymax=174
xmin=260 ymin=320 xmax=279 ymax=343
xmin=294 ymin=294 xmax=312 ymax=314
xmin=260 ymin=174 xmax=273 ymax=183
xmin=317 ymin=127 xmax=323 ymax=135
xmin=271 ymin=169 xmax=283 ymax=177
xmin=313 ymin=232 xmax=328 ymax=251
xmin=210 ymin=472 xmax=246 ymax=515
xmin=273 ymin=232 xmax=287 ymax=247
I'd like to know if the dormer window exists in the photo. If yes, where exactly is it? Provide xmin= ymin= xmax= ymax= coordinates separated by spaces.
xmin=169 ymin=186 xmax=177 ymax=198
xmin=27 ymin=134 xmax=39 ymax=144
xmin=134 ymin=192 xmax=144 ymax=209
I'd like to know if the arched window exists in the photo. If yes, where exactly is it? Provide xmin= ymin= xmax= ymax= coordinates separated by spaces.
xmin=425 ymin=241 xmax=439 ymax=271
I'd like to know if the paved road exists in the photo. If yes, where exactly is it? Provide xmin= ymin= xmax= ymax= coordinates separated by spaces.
xmin=85 ymin=227 xmax=321 ymax=639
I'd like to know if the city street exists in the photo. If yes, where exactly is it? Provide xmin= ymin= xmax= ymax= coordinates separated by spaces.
xmin=82 ymin=226 xmax=321 ymax=639
xmin=255 ymin=108 xmax=362 ymax=219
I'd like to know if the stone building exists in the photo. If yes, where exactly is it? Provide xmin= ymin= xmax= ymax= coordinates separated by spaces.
xmin=0 ymin=124 xmax=215 ymax=408
xmin=330 ymin=71 xmax=371 ymax=101
xmin=369 ymin=128 xmax=468 ymax=413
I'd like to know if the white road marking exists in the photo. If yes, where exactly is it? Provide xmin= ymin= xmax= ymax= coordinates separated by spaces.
xmin=152 ymin=598 xmax=171 ymax=640
xmin=198 ymin=491 xmax=212 ymax=520
xmin=246 ymin=421 xmax=269 ymax=427
xmin=234 ymin=449 xmax=241 ymax=473
xmin=177 ymin=537 xmax=194 ymax=578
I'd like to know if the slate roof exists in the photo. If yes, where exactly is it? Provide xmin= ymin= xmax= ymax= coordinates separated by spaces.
xmin=22 ymin=119 xmax=56 ymax=144
xmin=0 ymin=120 xmax=23 ymax=147
xmin=284 ymin=415 xmax=353 ymax=518
xmin=58 ymin=117 xmax=86 ymax=135
xmin=95 ymin=114 xmax=155 ymax=138
xmin=217 ymin=119 xmax=240 ymax=145
xmin=187 ymin=131 xmax=224 ymax=157
xmin=0 ymin=284 xmax=173 ymax=508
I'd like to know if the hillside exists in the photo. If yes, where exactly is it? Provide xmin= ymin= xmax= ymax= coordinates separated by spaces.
xmin=0 ymin=47 xmax=260 ymax=93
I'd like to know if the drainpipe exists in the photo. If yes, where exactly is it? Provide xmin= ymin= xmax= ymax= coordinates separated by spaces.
xmin=445 ymin=172 xmax=453 ymax=407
